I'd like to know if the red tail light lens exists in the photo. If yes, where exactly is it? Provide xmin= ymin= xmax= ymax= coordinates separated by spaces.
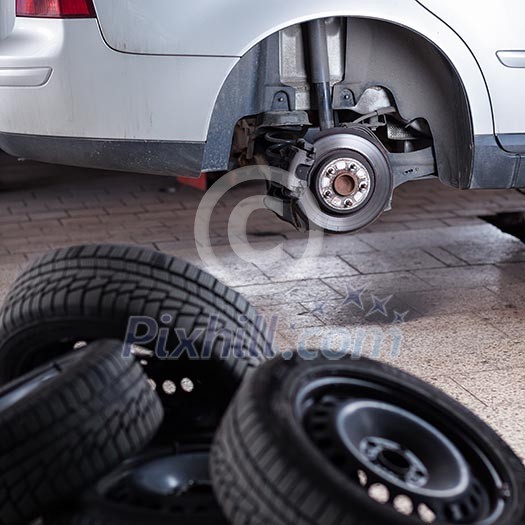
xmin=16 ymin=0 xmax=96 ymax=18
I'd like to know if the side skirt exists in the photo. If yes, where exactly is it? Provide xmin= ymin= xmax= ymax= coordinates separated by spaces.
xmin=0 ymin=132 xmax=205 ymax=178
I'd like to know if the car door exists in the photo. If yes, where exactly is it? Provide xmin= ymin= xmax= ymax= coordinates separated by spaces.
xmin=417 ymin=0 xmax=525 ymax=148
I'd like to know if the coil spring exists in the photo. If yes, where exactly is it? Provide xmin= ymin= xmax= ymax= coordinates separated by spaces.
xmin=264 ymin=127 xmax=306 ymax=167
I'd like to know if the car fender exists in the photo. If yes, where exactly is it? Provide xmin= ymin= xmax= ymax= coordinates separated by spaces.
xmin=93 ymin=0 xmax=494 ymax=136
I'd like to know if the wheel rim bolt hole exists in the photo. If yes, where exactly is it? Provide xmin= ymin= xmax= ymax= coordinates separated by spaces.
xmin=393 ymin=495 xmax=414 ymax=515
xmin=418 ymin=504 xmax=437 ymax=523
xmin=180 ymin=377 xmax=194 ymax=393
xmin=162 ymin=380 xmax=177 ymax=395
xmin=357 ymin=469 xmax=368 ymax=487
xmin=368 ymin=483 xmax=390 ymax=504
xmin=160 ymin=378 xmax=196 ymax=395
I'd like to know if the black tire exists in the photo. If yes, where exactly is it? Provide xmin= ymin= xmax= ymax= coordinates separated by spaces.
xmin=48 ymin=445 xmax=227 ymax=525
xmin=0 ymin=340 xmax=164 ymax=525
xmin=0 ymin=244 xmax=273 ymax=439
xmin=210 ymin=355 xmax=525 ymax=525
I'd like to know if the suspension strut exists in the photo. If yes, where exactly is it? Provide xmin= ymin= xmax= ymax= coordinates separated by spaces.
xmin=306 ymin=19 xmax=335 ymax=130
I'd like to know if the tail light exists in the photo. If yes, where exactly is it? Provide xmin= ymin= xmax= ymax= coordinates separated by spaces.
xmin=16 ymin=0 xmax=96 ymax=18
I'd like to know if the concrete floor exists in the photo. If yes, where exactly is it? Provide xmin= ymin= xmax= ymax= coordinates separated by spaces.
xmin=0 ymin=154 xmax=524 ymax=459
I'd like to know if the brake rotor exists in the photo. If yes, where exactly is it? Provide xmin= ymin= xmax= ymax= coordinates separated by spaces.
xmin=289 ymin=126 xmax=393 ymax=234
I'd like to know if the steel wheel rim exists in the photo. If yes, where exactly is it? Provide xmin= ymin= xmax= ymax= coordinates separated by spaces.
xmin=10 ymin=327 xmax=234 ymax=440
xmin=296 ymin=376 xmax=509 ymax=524
xmin=335 ymin=400 xmax=469 ymax=498
xmin=0 ymin=350 xmax=83 ymax=412
xmin=95 ymin=449 xmax=221 ymax=517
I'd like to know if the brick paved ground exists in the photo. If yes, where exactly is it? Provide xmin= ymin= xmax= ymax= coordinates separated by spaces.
xmin=0 ymin=153 xmax=524 ymax=458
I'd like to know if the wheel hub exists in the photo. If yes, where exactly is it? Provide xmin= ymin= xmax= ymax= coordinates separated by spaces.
xmin=360 ymin=437 xmax=429 ymax=488
xmin=318 ymin=157 xmax=372 ymax=212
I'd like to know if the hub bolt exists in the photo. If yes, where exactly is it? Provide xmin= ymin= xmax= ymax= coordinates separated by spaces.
xmin=327 ymin=167 xmax=336 ymax=176
xmin=324 ymin=190 xmax=332 ymax=198
xmin=349 ymin=164 xmax=358 ymax=172
xmin=344 ymin=199 xmax=353 ymax=208
xmin=407 ymin=471 xmax=423 ymax=484
xmin=359 ymin=182 xmax=369 ymax=191
xmin=364 ymin=445 xmax=377 ymax=459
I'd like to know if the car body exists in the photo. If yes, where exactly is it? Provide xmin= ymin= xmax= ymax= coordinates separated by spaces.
xmin=0 ymin=0 xmax=524 ymax=233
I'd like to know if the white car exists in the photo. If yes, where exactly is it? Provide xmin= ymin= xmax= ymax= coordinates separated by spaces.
xmin=0 ymin=0 xmax=523 ymax=233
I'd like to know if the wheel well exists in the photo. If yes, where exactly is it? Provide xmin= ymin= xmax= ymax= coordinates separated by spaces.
xmin=203 ymin=17 xmax=473 ymax=189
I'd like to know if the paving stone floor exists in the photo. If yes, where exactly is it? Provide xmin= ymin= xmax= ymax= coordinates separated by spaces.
xmin=0 ymin=153 xmax=524 ymax=459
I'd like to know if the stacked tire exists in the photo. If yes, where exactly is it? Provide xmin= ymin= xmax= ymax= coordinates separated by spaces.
xmin=0 ymin=244 xmax=522 ymax=525
xmin=0 ymin=244 xmax=272 ymax=440
xmin=0 ymin=244 xmax=272 ymax=524
xmin=210 ymin=356 xmax=525 ymax=525
xmin=0 ymin=339 xmax=164 ymax=525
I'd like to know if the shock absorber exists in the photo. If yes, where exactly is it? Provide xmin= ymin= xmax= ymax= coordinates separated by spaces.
xmin=306 ymin=19 xmax=335 ymax=130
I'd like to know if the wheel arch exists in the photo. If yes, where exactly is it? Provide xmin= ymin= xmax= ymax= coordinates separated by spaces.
xmin=203 ymin=8 xmax=494 ymax=188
